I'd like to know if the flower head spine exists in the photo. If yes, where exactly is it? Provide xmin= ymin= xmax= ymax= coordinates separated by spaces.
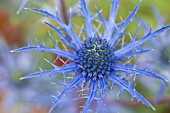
xmin=12 ymin=0 xmax=170 ymax=113
xmin=17 ymin=0 xmax=29 ymax=14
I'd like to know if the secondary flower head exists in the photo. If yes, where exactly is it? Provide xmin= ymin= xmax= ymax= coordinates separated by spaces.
xmin=138 ymin=6 xmax=170 ymax=101
xmin=12 ymin=0 xmax=170 ymax=113
xmin=139 ymin=6 xmax=170 ymax=74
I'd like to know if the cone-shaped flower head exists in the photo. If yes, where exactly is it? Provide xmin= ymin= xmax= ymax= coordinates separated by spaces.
xmin=13 ymin=0 xmax=170 ymax=113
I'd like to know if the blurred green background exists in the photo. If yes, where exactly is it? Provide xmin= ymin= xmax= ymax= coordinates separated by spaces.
xmin=0 ymin=0 xmax=170 ymax=113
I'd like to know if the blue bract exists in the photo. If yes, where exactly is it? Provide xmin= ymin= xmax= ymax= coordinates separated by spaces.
xmin=13 ymin=0 xmax=170 ymax=113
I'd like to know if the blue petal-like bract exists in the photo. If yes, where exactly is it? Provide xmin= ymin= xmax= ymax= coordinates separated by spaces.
xmin=49 ymin=74 xmax=85 ymax=113
xmin=109 ymin=1 xmax=141 ymax=46
xmin=115 ymin=25 xmax=170 ymax=56
xmin=114 ymin=65 xmax=167 ymax=81
xmin=15 ymin=0 xmax=170 ymax=113
xmin=20 ymin=64 xmax=78 ymax=80
xmin=44 ymin=22 xmax=77 ymax=50
xmin=11 ymin=40 xmax=77 ymax=60
xmin=26 ymin=8 xmax=82 ymax=49
xmin=80 ymin=0 xmax=93 ymax=37
xmin=108 ymin=75 xmax=155 ymax=110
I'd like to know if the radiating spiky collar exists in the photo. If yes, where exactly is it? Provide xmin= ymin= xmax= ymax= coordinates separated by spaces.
xmin=13 ymin=0 xmax=170 ymax=113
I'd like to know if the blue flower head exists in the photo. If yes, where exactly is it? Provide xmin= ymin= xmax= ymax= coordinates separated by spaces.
xmin=13 ymin=0 xmax=170 ymax=113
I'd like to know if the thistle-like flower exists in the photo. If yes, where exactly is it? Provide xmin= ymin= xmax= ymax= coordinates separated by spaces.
xmin=12 ymin=0 xmax=170 ymax=113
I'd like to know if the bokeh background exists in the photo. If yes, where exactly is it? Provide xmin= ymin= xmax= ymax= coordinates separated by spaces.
xmin=0 ymin=0 xmax=170 ymax=113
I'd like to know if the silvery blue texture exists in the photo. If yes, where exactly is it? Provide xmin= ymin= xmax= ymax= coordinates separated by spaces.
xmin=13 ymin=0 xmax=170 ymax=113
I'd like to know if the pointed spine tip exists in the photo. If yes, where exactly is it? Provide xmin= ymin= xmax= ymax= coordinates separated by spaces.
xmin=43 ymin=58 xmax=49 ymax=62
xmin=151 ymin=49 xmax=154 ymax=51
xmin=49 ymin=108 xmax=53 ymax=113
xmin=153 ymin=107 xmax=156 ymax=111
xmin=20 ymin=77 xmax=24 ymax=80
xmin=165 ymin=79 xmax=168 ymax=82
xmin=10 ymin=50 xmax=14 ymax=52
xmin=16 ymin=11 xmax=20 ymax=15
xmin=42 ymin=21 xmax=46 ymax=23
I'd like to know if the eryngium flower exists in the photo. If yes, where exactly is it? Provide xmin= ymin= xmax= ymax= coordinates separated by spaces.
xmin=12 ymin=0 xmax=170 ymax=112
